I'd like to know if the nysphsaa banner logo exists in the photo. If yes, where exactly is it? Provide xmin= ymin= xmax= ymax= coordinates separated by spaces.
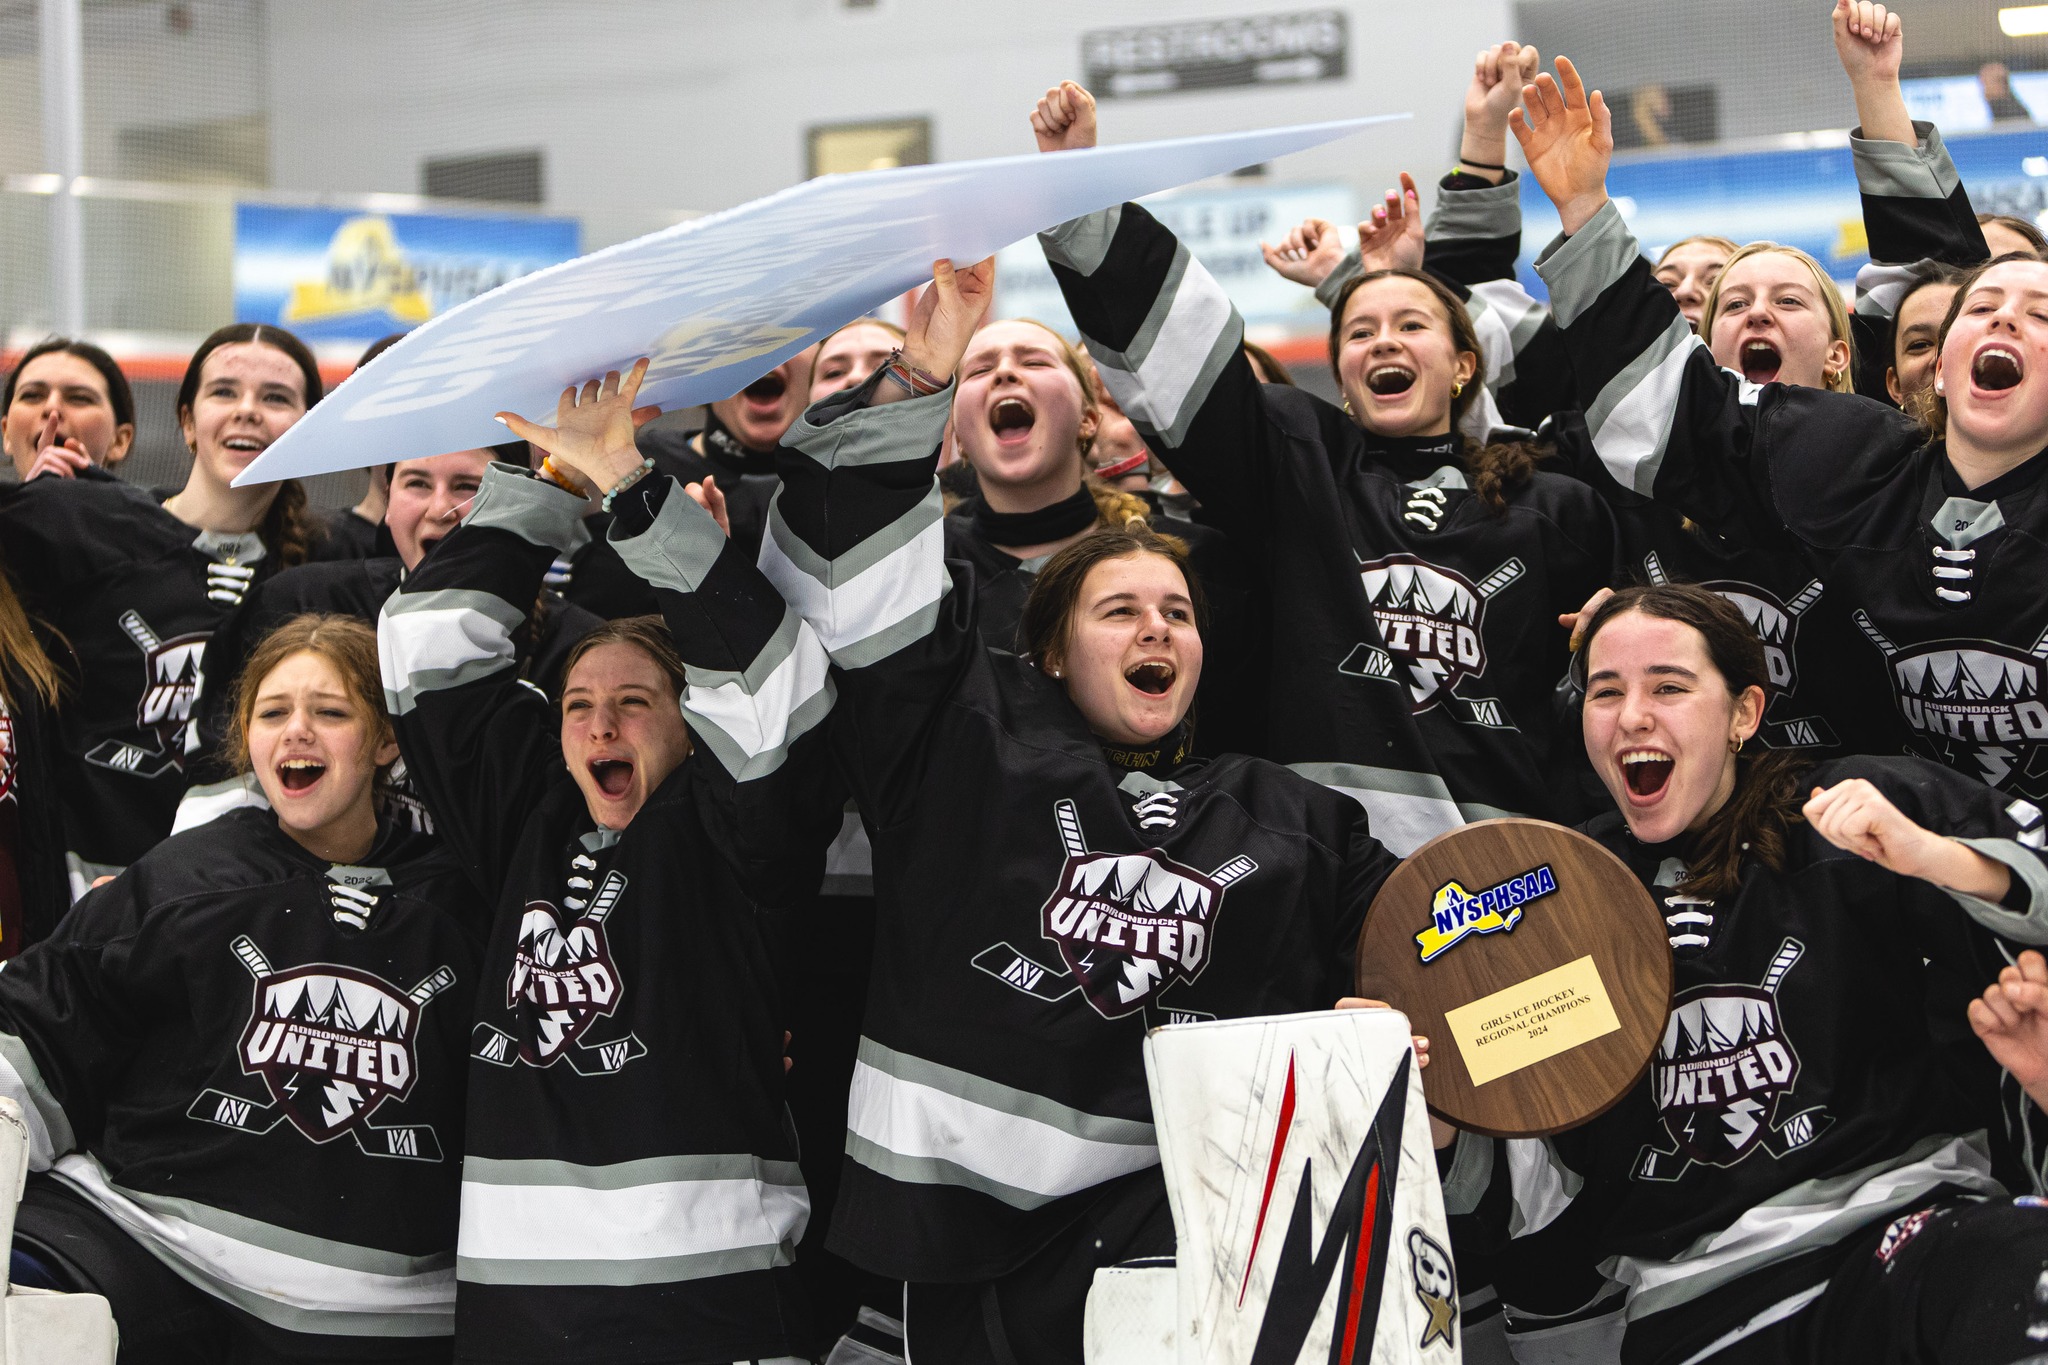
xmin=1415 ymin=864 xmax=1556 ymax=963
xmin=1039 ymin=799 xmax=1256 ymax=1019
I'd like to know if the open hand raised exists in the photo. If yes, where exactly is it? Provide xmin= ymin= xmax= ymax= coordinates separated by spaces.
xmin=496 ymin=358 xmax=662 ymax=497
xmin=1509 ymin=55 xmax=1613 ymax=236
xmin=1032 ymin=81 xmax=1098 ymax=153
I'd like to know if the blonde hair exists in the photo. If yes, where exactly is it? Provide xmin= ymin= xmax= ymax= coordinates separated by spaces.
xmin=1655 ymin=234 xmax=1738 ymax=267
xmin=0 ymin=571 xmax=62 ymax=711
xmin=228 ymin=615 xmax=391 ymax=776
xmin=1700 ymin=243 xmax=1856 ymax=394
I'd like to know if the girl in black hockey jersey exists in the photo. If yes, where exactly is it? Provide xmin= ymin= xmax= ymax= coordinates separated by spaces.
xmin=0 ymin=614 xmax=482 ymax=1362
xmin=1516 ymin=38 xmax=2048 ymax=816
xmin=176 ymin=444 xmax=601 ymax=833
xmin=1437 ymin=584 xmax=2048 ymax=1365
xmin=0 ymin=323 xmax=324 ymax=884
xmin=381 ymin=362 xmax=835 ymax=1365
xmin=755 ymin=252 xmax=1405 ymax=1365
xmin=1 ymin=337 xmax=135 ymax=479
xmin=940 ymin=315 xmax=1256 ymax=754
xmin=1033 ymin=80 xmax=1616 ymax=854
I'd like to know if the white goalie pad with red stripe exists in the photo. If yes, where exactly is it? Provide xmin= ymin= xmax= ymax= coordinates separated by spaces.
xmin=1141 ymin=1009 xmax=1460 ymax=1365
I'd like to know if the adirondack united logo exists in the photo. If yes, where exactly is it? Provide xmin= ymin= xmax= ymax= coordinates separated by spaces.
xmin=1039 ymin=799 xmax=1256 ymax=1018
xmin=507 ymin=868 xmax=629 ymax=1065
xmin=1643 ymin=555 xmax=1821 ymax=702
xmin=1636 ymin=938 xmax=1830 ymax=1180
xmin=225 ymin=935 xmax=454 ymax=1151
xmin=85 ymin=610 xmax=207 ymax=778
xmin=1855 ymin=612 xmax=2048 ymax=793
xmin=1414 ymin=864 xmax=1556 ymax=963
xmin=1357 ymin=554 xmax=1522 ymax=712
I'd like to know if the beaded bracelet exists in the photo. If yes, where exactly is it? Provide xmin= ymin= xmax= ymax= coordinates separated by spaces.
xmin=599 ymin=456 xmax=657 ymax=513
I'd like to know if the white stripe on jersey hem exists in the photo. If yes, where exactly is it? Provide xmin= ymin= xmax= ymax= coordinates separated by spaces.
xmin=846 ymin=1049 xmax=1157 ymax=1207
xmin=1615 ymin=1131 xmax=1998 ymax=1320
xmin=0 ymin=1031 xmax=73 ymax=1167
xmin=1673 ymin=1283 xmax=1828 ymax=1365
xmin=456 ymin=1154 xmax=809 ymax=1286
xmin=52 ymin=1153 xmax=454 ymax=1336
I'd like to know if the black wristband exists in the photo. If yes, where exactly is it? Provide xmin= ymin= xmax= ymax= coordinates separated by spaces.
xmin=1456 ymin=157 xmax=1507 ymax=172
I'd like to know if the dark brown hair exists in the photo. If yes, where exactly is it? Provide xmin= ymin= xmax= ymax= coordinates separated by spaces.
xmin=1018 ymin=523 xmax=1203 ymax=673
xmin=228 ymin=614 xmax=391 ymax=776
xmin=178 ymin=323 xmax=325 ymax=570
xmin=1241 ymin=339 xmax=1297 ymax=387
xmin=1979 ymin=212 xmax=2048 ymax=257
xmin=558 ymin=616 xmax=688 ymax=707
xmin=1920 ymin=252 xmax=2048 ymax=438
xmin=1577 ymin=585 xmax=1809 ymax=898
xmin=1326 ymin=268 xmax=1541 ymax=513
xmin=3 ymin=337 xmax=136 ymax=429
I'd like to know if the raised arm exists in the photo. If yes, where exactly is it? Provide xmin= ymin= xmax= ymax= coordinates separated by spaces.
xmin=1034 ymin=82 xmax=1281 ymax=538
xmin=1835 ymin=0 xmax=1992 ymax=398
xmin=760 ymin=258 xmax=992 ymax=832
xmin=376 ymin=462 xmax=579 ymax=898
xmin=1517 ymin=57 xmax=1803 ymax=543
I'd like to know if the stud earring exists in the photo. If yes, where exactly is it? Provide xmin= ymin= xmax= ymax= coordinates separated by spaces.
xmin=1934 ymin=375 xmax=1945 ymax=395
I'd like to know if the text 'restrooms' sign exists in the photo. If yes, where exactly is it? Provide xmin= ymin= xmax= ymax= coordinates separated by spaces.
xmin=233 ymin=115 xmax=1401 ymax=485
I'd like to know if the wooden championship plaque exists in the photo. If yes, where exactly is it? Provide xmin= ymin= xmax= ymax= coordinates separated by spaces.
xmin=1355 ymin=818 xmax=1672 ymax=1138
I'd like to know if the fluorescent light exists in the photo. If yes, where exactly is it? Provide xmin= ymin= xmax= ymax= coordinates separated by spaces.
xmin=2027 ymin=155 xmax=2048 ymax=175
xmin=2002 ymin=5 xmax=2048 ymax=36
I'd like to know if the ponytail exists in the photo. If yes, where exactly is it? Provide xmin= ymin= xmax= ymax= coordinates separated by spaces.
xmin=258 ymin=478 xmax=317 ymax=569
xmin=1086 ymin=473 xmax=1152 ymax=532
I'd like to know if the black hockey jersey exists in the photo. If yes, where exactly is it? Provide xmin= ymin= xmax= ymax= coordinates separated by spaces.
xmin=0 ymin=467 xmax=280 ymax=871
xmin=759 ymin=375 xmax=1399 ymax=1283
xmin=1458 ymin=757 xmax=2048 ymax=1365
xmin=0 ymin=805 xmax=483 ymax=1343
xmin=178 ymin=555 xmax=599 ymax=830
xmin=381 ymin=463 xmax=837 ymax=1365
xmin=940 ymin=501 xmax=1264 ymax=758
xmin=1044 ymin=201 xmax=1618 ymax=854
xmin=0 ymin=660 xmax=70 ymax=950
xmin=1848 ymin=122 xmax=1991 ymax=403
xmin=1539 ymin=199 xmax=2048 ymax=803
xmin=637 ymin=414 xmax=780 ymax=556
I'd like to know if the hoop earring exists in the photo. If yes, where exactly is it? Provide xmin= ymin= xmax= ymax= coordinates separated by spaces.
xmin=1342 ymin=399 xmax=1353 ymax=416
xmin=1451 ymin=380 xmax=1466 ymax=398
xmin=1729 ymin=735 xmax=1745 ymax=755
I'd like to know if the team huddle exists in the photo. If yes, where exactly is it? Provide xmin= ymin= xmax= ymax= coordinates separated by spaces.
xmin=4 ymin=3 xmax=2048 ymax=1363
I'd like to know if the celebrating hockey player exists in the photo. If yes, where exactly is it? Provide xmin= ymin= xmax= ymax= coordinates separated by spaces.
xmin=1519 ymin=21 xmax=2048 ymax=828
xmin=0 ymin=324 xmax=325 ymax=887
xmin=755 ymin=250 xmax=1409 ymax=1365
xmin=1437 ymin=583 xmax=2048 ymax=1363
xmin=0 ymin=614 xmax=483 ymax=1360
xmin=379 ymin=361 xmax=839 ymax=1365
xmin=1032 ymin=79 xmax=1619 ymax=855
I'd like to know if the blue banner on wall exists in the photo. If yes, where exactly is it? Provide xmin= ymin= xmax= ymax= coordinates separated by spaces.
xmin=234 ymin=204 xmax=580 ymax=346
xmin=1514 ymin=124 xmax=2048 ymax=297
